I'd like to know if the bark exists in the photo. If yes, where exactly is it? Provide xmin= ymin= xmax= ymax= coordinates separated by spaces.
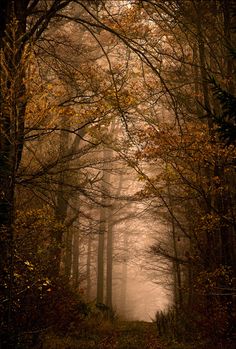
xmin=106 ymin=168 xmax=123 ymax=316
xmin=106 ymin=211 xmax=113 ymax=309
xmin=52 ymin=126 xmax=70 ymax=277
xmin=192 ymin=44 xmax=202 ymax=118
xmin=96 ymin=199 xmax=106 ymax=304
xmin=64 ymin=228 xmax=73 ymax=280
xmin=223 ymin=0 xmax=234 ymax=94
xmin=53 ymin=125 xmax=84 ymax=278
xmin=72 ymin=229 xmax=80 ymax=288
xmin=194 ymin=1 xmax=213 ymax=129
xmin=0 ymin=3 xmax=27 ymax=346
xmin=120 ymin=234 xmax=128 ymax=318
xmin=166 ymin=171 xmax=183 ymax=312
xmin=221 ymin=0 xmax=236 ymax=271
xmin=86 ymin=233 xmax=92 ymax=299
xmin=96 ymin=146 xmax=111 ymax=304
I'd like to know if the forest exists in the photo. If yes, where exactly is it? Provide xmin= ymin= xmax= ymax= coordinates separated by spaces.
xmin=0 ymin=1 xmax=235 ymax=348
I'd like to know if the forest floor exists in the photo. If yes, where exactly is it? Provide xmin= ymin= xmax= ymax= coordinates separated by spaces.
xmin=43 ymin=320 xmax=167 ymax=349
xmin=45 ymin=318 xmax=233 ymax=349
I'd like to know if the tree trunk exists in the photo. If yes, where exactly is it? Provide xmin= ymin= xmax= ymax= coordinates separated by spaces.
xmin=86 ymin=233 xmax=92 ymax=299
xmin=96 ymin=146 xmax=111 ymax=304
xmin=72 ymin=229 xmax=80 ymax=288
xmin=120 ymin=230 xmax=128 ymax=318
xmin=53 ymin=123 xmax=84 ymax=277
xmin=0 ymin=3 xmax=27 ymax=346
xmin=194 ymin=1 xmax=213 ymax=129
xmin=96 ymin=205 xmax=106 ymax=304
xmin=53 ymin=126 xmax=70 ymax=277
xmin=64 ymin=229 xmax=73 ymax=281
xmin=106 ymin=212 xmax=113 ymax=310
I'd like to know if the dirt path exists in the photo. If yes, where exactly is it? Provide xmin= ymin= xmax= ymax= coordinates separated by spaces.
xmin=43 ymin=321 xmax=165 ymax=349
xmin=111 ymin=321 xmax=164 ymax=349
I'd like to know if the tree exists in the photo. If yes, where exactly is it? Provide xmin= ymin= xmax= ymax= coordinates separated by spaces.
xmin=106 ymin=0 xmax=236 ymax=343
xmin=0 ymin=1 xmax=91 ymax=346
xmin=1 ymin=1 xmax=235 ymax=346
xmin=209 ymin=77 xmax=236 ymax=145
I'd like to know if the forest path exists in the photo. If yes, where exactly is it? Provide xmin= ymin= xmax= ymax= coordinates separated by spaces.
xmin=102 ymin=321 xmax=164 ymax=349
xmin=44 ymin=320 xmax=165 ymax=349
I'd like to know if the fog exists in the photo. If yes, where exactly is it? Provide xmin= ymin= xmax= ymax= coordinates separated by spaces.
xmin=121 ymin=267 xmax=171 ymax=321
xmin=110 ymin=193 xmax=172 ymax=321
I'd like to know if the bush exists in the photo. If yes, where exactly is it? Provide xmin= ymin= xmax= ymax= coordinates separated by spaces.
xmin=9 ymin=277 xmax=90 ymax=348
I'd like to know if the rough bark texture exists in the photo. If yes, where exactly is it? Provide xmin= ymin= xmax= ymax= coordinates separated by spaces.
xmin=0 ymin=2 xmax=27 ymax=346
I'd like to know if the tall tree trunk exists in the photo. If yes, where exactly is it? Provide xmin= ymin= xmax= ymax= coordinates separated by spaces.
xmin=221 ymin=0 xmax=235 ymax=271
xmin=64 ymin=228 xmax=73 ymax=281
xmin=52 ymin=126 xmax=70 ymax=277
xmin=96 ymin=146 xmax=111 ymax=304
xmin=72 ymin=228 xmax=80 ymax=288
xmin=223 ymin=0 xmax=234 ymax=94
xmin=106 ymin=212 xmax=113 ymax=310
xmin=166 ymin=175 xmax=183 ymax=314
xmin=194 ymin=1 xmax=213 ymax=129
xmin=120 ymin=230 xmax=128 ymax=318
xmin=0 ymin=3 xmax=27 ymax=347
xmin=86 ymin=233 xmax=92 ymax=299
xmin=96 ymin=199 xmax=106 ymax=304
xmin=106 ymin=169 xmax=123 ymax=316
xmin=192 ymin=44 xmax=202 ymax=118
xmin=53 ymin=124 xmax=84 ymax=278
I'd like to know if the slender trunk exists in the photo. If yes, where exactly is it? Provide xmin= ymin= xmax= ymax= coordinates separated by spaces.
xmin=194 ymin=1 xmax=213 ymax=129
xmin=97 ymin=205 xmax=106 ymax=304
xmin=96 ymin=146 xmax=112 ymax=304
xmin=172 ymin=225 xmax=183 ymax=312
xmin=221 ymin=0 xmax=235 ymax=271
xmin=192 ymin=44 xmax=202 ymax=118
xmin=166 ymin=166 xmax=183 ymax=312
xmin=186 ymin=238 xmax=193 ymax=309
xmin=120 ymin=261 xmax=128 ymax=318
xmin=120 ymin=232 xmax=128 ymax=318
xmin=106 ymin=214 xmax=113 ymax=310
xmin=52 ymin=126 xmax=70 ymax=277
xmin=97 ymin=146 xmax=112 ymax=305
xmin=72 ymin=229 xmax=80 ymax=288
xmin=64 ymin=228 xmax=73 ymax=281
xmin=106 ymin=159 xmax=123 ymax=314
xmin=223 ymin=0 xmax=234 ymax=94
xmin=86 ymin=233 xmax=92 ymax=299
xmin=53 ymin=125 xmax=83 ymax=277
